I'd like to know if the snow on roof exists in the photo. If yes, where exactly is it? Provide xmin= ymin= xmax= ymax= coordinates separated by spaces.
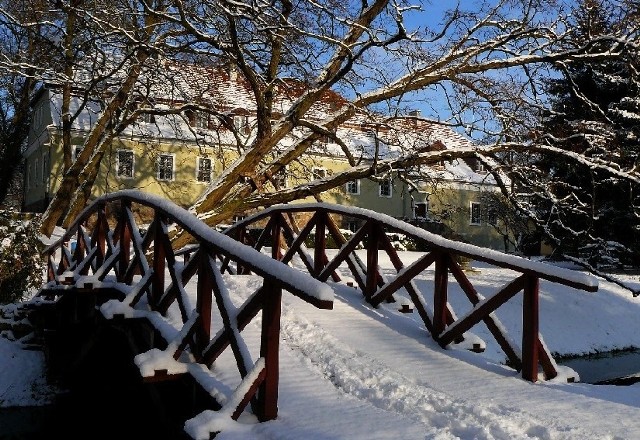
xmin=41 ymin=60 xmax=490 ymax=184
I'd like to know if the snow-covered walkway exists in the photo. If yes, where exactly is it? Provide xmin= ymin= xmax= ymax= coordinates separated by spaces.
xmin=206 ymin=250 xmax=640 ymax=440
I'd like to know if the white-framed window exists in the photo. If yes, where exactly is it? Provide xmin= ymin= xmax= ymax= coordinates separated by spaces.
xmin=196 ymin=157 xmax=212 ymax=183
xmin=187 ymin=110 xmax=208 ymax=129
xmin=116 ymin=149 xmax=134 ymax=179
xmin=470 ymin=201 xmax=482 ymax=225
xmin=273 ymin=166 xmax=288 ymax=189
xmin=233 ymin=115 xmax=249 ymax=134
xmin=414 ymin=201 xmax=428 ymax=219
xmin=157 ymin=154 xmax=174 ymax=181
xmin=41 ymin=153 xmax=48 ymax=184
xmin=312 ymin=166 xmax=326 ymax=180
xmin=141 ymin=111 xmax=156 ymax=124
xmin=379 ymin=178 xmax=392 ymax=198
xmin=346 ymin=179 xmax=360 ymax=195
xmin=195 ymin=112 xmax=208 ymax=129
xmin=487 ymin=206 xmax=498 ymax=225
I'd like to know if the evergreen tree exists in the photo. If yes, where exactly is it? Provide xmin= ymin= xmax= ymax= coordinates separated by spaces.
xmin=537 ymin=0 xmax=640 ymax=267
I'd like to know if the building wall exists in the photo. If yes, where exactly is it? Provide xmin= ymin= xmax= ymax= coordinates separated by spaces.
xmin=23 ymin=92 xmax=512 ymax=251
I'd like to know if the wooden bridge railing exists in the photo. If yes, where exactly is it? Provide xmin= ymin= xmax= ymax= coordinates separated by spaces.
xmin=221 ymin=203 xmax=599 ymax=383
xmin=39 ymin=190 xmax=333 ymax=437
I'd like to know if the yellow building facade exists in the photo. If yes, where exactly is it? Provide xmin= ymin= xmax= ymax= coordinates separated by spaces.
xmin=24 ymin=85 xmax=511 ymax=251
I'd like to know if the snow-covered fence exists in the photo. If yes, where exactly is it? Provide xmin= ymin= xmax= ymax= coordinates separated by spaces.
xmin=222 ymin=203 xmax=599 ymax=383
xmin=38 ymin=190 xmax=333 ymax=437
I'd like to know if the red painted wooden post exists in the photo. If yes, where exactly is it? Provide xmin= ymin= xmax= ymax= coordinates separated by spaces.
xmin=237 ymin=227 xmax=247 ymax=274
xmin=118 ymin=200 xmax=132 ymax=282
xmin=257 ymin=281 xmax=282 ymax=421
xmin=522 ymin=274 xmax=540 ymax=382
xmin=76 ymin=221 xmax=89 ymax=275
xmin=56 ymin=244 xmax=69 ymax=276
xmin=365 ymin=222 xmax=379 ymax=299
xmin=433 ymin=251 xmax=449 ymax=337
xmin=314 ymin=211 xmax=326 ymax=276
xmin=272 ymin=215 xmax=283 ymax=261
xmin=151 ymin=213 xmax=166 ymax=308
xmin=93 ymin=202 xmax=107 ymax=268
xmin=195 ymin=249 xmax=213 ymax=356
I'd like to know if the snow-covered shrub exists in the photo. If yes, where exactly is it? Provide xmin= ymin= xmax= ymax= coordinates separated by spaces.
xmin=579 ymin=241 xmax=626 ymax=270
xmin=0 ymin=212 xmax=44 ymax=304
xmin=384 ymin=232 xmax=418 ymax=251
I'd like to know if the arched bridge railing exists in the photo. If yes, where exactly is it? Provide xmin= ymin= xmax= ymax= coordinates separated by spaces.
xmin=221 ymin=203 xmax=599 ymax=383
xmin=39 ymin=190 xmax=333 ymax=438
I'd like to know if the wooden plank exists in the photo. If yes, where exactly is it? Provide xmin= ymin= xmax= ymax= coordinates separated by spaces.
xmin=448 ymin=258 xmax=522 ymax=370
xmin=537 ymin=337 xmax=558 ymax=380
xmin=151 ymin=213 xmax=166 ymax=308
xmin=278 ymin=214 xmax=316 ymax=274
xmin=365 ymin=221 xmax=379 ymax=299
xmin=314 ymin=211 xmax=327 ymax=276
xmin=158 ymin=248 xmax=201 ymax=317
xmin=209 ymin=254 xmax=252 ymax=378
xmin=195 ymin=250 xmax=213 ymax=356
xmin=232 ymin=366 xmax=267 ymax=420
xmin=438 ymin=275 xmax=526 ymax=347
xmin=118 ymin=201 xmax=132 ymax=282
xmin=272 ymin=215 xmax=283 ymax=261
xmin=369 ymin=252 xmax=436 ymax=307
xmin=203 ymin=287 xmax=266 ymax=366
xmin=320 ymin=219 xmax=369 ymax=287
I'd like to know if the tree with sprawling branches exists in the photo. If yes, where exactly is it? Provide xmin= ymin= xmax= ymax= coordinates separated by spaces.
xmin=3 ymin=0 xmax=640 ymax=291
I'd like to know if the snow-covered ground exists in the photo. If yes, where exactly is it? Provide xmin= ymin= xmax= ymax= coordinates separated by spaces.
xmin=2 ymin=249 xmax=640 ymax=439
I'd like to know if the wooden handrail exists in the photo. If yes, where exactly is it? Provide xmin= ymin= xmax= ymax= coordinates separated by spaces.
xmin=225 ymin=202 xmax=598 ymax=292
xmin=223 ymin=202 xmax=600 ymax=383
xmin=40 ymin=190 xmax=334 ymax=438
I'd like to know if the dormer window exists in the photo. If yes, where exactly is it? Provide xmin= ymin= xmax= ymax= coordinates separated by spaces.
xmin=195 ymin=112 xmax=209 ymax=129
xmin=186 ymin=110 xmax=210 ymax=129
xmin=233 ymin=115 xmax=250 ymax=134
xmin=141 ymin=111 xmax=155 ymax=124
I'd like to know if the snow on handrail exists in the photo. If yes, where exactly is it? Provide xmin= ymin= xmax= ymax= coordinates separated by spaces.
xmin=44 ymin=190 xmax=334 ymax=306
xmin=228 ymin=202 xmax=599 ymax=292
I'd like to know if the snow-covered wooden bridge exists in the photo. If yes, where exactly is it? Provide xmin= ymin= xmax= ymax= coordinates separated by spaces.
xmin=31 ymin=190 xmax=598 ymax=439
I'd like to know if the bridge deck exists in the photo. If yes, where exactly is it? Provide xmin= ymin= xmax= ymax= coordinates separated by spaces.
xmin=147 ymin=254 xmax=638 ymax=439
xmin=36 ymin=191 xmax=617 ymax=439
